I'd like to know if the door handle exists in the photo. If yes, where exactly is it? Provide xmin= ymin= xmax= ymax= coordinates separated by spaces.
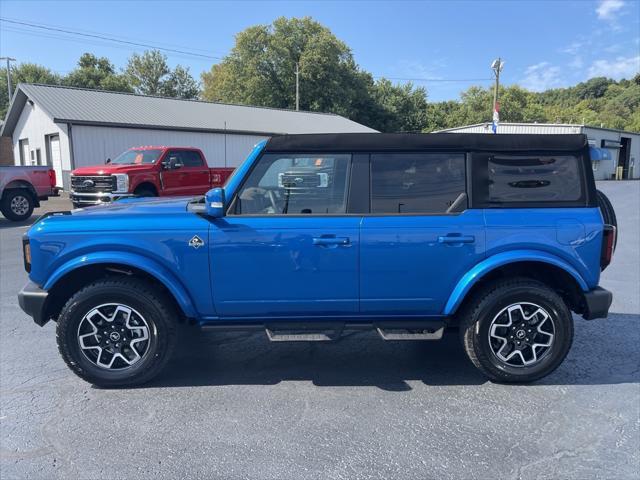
xmin=438 ymin=234 xmax=475 ymax=244
xmin=313 ymin=236 xmax=351 ymax=247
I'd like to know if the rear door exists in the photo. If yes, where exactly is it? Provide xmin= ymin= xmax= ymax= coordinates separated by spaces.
xmin=360 ymin=152 xmax=485 ymax=316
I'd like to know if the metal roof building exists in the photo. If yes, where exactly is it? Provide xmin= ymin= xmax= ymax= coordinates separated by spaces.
xmin=438 ymin=122 xmax=639 ymax=180
xmin=0 ymin=84 xmax=376 ymax=189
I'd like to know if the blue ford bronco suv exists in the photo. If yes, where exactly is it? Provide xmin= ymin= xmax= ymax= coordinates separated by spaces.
xmin=18 ymin=133 xmax=616 ymax=387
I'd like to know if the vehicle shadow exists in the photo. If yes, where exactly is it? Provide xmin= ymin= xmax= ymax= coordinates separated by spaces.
xmin=141 ymin=313 xmax=640 ymax=390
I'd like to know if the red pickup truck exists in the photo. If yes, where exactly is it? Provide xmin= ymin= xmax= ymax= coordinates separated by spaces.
xmin=0 ymin=165 xmax=59 ymax=221
xmin=70 ymin=146 xmax=234 ymax=208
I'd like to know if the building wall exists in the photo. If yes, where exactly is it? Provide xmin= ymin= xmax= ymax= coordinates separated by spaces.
xmin=11 ymin=102 xmax=72 ymax=188
xmin=444 ymin=123 xmax=583 ymax=135
xmin=584 ymin=127 xmax=640 ymax=181
xmin=0 ymin=136 xmax=14 ymax=165
xmin=71 ymin=125 xmax=268 ymax=172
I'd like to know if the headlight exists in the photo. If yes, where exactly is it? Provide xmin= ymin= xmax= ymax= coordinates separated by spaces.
xmin=113 ymin=174 xmax=129 ymax=193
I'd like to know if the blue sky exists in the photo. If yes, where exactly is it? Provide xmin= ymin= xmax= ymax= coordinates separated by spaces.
xmin=0 ymin=0 xmax=638 ymax=101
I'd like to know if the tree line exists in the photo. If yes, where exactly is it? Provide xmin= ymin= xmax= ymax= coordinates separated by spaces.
xmin=1 ymin=17 xmax=638 ymax=132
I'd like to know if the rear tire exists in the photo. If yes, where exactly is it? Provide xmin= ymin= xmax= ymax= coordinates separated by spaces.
xmin=1 ymin=189 xmax=35 ymax=221
xmin=56 ymin=278 xmax=177 ymax=387
xmin=459 ymin=278 xmax=573 ymax=383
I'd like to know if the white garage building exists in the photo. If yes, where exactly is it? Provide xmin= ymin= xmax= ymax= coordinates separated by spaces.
xmin=439 ymin=122 xmax=640 ymax=181
xmin=0 ymin=84 xmax=376 ymax=190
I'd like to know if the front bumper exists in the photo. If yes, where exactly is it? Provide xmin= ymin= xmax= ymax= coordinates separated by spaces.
xmin=70 ymin=191 xmax=133 ymax=206
xmin=582 ymin=287 xmax=613 ymax=320
xmin=18 ymin=281 xmax=50 ymax=326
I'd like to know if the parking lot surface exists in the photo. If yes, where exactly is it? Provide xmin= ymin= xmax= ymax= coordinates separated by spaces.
xmin=1 ymin=184 xmax=639 ymax=479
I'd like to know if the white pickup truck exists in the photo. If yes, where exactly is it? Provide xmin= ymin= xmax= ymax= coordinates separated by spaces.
xmin=0 ymin=166 xmax=60 ymax=221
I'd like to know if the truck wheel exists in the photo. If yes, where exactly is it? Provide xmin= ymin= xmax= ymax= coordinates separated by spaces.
xmin=56 ymin=278 xmax=177 ymax=387
xmin=1 ymin=189 xmax=35 ymax=221
xmin=459 ymin=278 xmax=573 ymax=383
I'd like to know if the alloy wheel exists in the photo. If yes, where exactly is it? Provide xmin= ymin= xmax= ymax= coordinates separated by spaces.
xmin=77 ymin=303 xmax=151 ymax=370
xmin=488 ymin=302 xmax=555 ymax=367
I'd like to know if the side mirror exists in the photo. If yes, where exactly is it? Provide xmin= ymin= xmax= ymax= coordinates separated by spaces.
xmin=205 ymin=187 xmax=225 ymax=218
xmin=170 ymin=158 xmax=183 ymax=169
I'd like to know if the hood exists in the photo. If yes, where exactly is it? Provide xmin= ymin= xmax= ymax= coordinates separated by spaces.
xmin=69 ymin=196 xmax=197 ymax=216
xmin=72 ymin=163 xmax=156 ymax=175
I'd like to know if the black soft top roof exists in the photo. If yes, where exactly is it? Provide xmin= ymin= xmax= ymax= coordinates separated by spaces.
xmin=264 ymin=133 xmax=588 ymax=153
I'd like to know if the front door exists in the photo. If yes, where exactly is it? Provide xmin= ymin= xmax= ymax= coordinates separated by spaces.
xmin=47 ymin=135 xmax=62 ymax=187
xmin=210 ymin=152 xmax=359 ymax=318
xmin=360 ymin=152 xmax=485 ymax=316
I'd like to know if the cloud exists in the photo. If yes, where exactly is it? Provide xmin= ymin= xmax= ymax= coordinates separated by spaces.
xmin=561 ymin=41 xmax=584 ymax=55
xmin=596 ymin=0 xmax=626 ymax=20
xmin=569 ymin=56 xmax=584 ymax=69
xmin=521 ymin=62 xmax=563 ymax=91
xmin=588 ymin=55 xmax=640 ymax=78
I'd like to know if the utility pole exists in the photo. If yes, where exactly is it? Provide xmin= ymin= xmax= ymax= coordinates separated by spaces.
xmin=1 ymin=57 xmax=17 ymax=100
xmin=490 ymin=58 xmax=504 ymax=134
xmin=295 ymin=62 xmax=300 ymax=111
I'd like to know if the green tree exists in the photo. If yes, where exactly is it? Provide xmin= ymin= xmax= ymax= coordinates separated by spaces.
xmin=63 ymin=53 xmax=132 ymax=92
xmin=370 ymin=79 xmax=429 ymax=132
xmin=161 ymin=65 xmax=200 ymax=99
xmin=201 ymin=17 xmax=378 ymax=126
xmin=125 ymin=50 xmax=199 ymax=98
xmin=0 ymin=63 xmax=60 ymax=118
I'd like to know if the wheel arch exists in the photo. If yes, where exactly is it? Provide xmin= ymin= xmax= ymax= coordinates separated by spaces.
xmin=2 ymin=180 xmax=39 ymax=204
xmin=42 ymin=253 xmax=197 ymax=323
xmin=445 ymin=250 xmax=589 ymax=317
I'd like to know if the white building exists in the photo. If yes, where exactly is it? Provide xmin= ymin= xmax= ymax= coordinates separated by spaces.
xmin=438 ymin=122 xmax=640 ymax=181
xmin=0 ymin=84 xmax=376 ymax=189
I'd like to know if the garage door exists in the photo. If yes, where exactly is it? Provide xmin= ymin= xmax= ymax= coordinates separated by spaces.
xmin=48 ymin=135 xmax=62 ymax=187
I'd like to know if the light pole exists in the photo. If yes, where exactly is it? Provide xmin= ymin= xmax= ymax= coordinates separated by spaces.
xmin=295 ymin=62 xmax=300 ymax=111
xmin=1 ymin=57 xmax=17 ymax=100
xmin=491 ymin=58 xmax=504 ymax=134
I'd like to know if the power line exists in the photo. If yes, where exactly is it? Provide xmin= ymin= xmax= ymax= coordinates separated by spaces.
xmin=0 ymin=17 xmax=223 ymax=60
xmin=374 ymin=76 xmax=494 ymax=83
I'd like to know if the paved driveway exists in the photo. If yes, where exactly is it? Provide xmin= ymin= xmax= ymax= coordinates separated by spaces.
xmin=1 ymin=185 xmax=638 ymax=479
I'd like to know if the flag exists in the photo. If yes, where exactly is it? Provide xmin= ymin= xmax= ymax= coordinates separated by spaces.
xmin=492 ymin=102 xmax=500 ymax=134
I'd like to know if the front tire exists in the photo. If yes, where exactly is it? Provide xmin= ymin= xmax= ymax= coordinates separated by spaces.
xmin=459 ymin=278 xmax=573 ymax=383
xmin=1 ymin=189 xmax=35 ymax=221
xmin=56 ymin=278 xmax=177 ymax=387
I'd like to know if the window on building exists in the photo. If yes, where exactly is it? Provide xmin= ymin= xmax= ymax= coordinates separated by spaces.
xmin=233 ymin=153 xmax=351 ymax=215
xmin=370 ymin=153 xmax=466 ymax=214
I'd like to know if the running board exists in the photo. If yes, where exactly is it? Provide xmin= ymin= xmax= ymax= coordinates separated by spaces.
xmin=265 ymin=325 xmax=343 ymax=342
xmin=376 ymin=326 xmax=444 ymax=341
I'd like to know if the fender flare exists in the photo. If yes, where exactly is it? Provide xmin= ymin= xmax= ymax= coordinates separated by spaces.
xmin=43 ymin=251 xmax=197 ymax=318
xmin=443 ymin=249 xmax=589 ymax=315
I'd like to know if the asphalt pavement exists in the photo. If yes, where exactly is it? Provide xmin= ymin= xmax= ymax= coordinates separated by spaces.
xmin=1 ymin=184 xmax=639 ymax=479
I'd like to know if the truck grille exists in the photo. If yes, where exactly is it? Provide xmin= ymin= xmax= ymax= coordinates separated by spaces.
xmin=71 ymin=175 xmax=115 ymax=193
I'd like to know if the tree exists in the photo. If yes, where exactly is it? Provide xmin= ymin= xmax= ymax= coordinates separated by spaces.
xmin=370 ymin=79 xmax=428 ymax=132
xmin=0 ymin=63 xmax=60 ymax=118
xmin=125 ymin=50 xmax=199 ymax=98
xmin=63 ymin=53 xmax=132 ymax=92
xmin=201 ymin=17 xmax=378 ymax=125
xmin=125 ymin=50 xmax=170 ymax=95
xmin=161 ymin=65 xmax=200 ymax=99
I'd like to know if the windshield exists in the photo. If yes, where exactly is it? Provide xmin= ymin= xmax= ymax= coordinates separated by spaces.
xmin=110 ymin=149 xmax=163 ymax=165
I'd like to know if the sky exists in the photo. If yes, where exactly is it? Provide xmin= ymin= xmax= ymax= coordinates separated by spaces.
xmin=0 ymin=0 xmax=639 ymax=102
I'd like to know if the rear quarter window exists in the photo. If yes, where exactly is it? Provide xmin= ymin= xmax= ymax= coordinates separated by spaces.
xmin=472 ymin=153 xmax=586 ymax=207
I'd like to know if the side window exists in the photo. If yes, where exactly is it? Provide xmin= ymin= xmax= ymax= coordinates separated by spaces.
xmin=371 ymin=153 xmax=466 ymax=214
xmin=476 ymin=154 xmax=583 ymax=205
xmin=181 ymin=151 xmax=204 ymax=167
xmin=233 ymin=153 xmax=351 ymax=215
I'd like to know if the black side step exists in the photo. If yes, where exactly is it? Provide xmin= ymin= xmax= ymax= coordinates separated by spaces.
xmin=265 ymin=322 xmax=344 ymax=342
xmin=376 ymin=326 xmax=444 ymax=341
